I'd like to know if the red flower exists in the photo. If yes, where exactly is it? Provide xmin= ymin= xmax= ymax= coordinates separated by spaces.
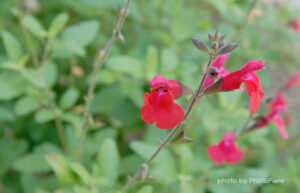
xmin=285 ymin=72 xmax=300 ymax=89
xmin=204 ymin=54 xmax=230 ymax=88
xmin=150 ymin=75 xmax=183 ymax=99
xmin=221 ymin=61 xmax=265 ymax=114
xmin=208 ymin=133 xmax=244 ymax=165
xmin=141 ymin=75 xmax=185 ymax=129
xmin=269 ymin=92 xmax=287 ymax=114
xmin=243 ymin=72 xmax=264 ymax=114
xmin=257 ymin=92 xmax=288 ymax=139
xmin=290 ymin=19 xmax=300 ymax=32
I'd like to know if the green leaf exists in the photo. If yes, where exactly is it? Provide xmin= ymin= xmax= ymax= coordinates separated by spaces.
xmin=90 ymin=86 xmax=124 ymax=114
xmin=178 ymin=144 xmax=193 ymax=174
xmin=70 ymin=163 xmax=92 ymax=185
xmin=53 ymin=39 xmax=86 ymax=57
xmin=120 ymin=81 xmax=144 ymax=108
xmin=84 ymin=129 xmax=117 ymax=156
xmin=130 ymin=141 xmax=169 ymax=164
xmin=0 ymin=71 xmax=24 ymax=100
xmin=0 ymin=138 xmax=28 ymax=176
xmin=13 ymin=153 xmax=51 ymax=173
xmin=110 ymin=99 xmax=140 ymax=127
xmin=23 ymin=62 xmax=58 ymax=89
xmin=0 ymin=106 xmax=15 ymax=122
xmin=93 ymin=138 xmax=119 ymax=187
xmin=130 ymin=141 xmax=177 ymax=182
xmin=62 ymin=20 xmax=99 ymax=47
xmin=160 ymin=48 xmax=178 ymax=73
xmin=45 ymin=153 xmax=76 ymax=186
xmin=59 ymin=87 xmax=80 ymax=109
xmin=1 ymin=30 xmax=23 ymax=61
xmin=106 ymin=56 xmax=143 ymax=78
xmin=145 ymin=45 xmax=158 ymax=80
xmin=137 ymin=185 xmax=153 ymax=193
xmin=119 ymin=155 xmax=144 ymax=176
xmin=34 ymin=109 xmax=55 ymax=123
xmin=48 ymin=13 xmax=69 ymax=39
xmin=22 ymin=15 xmax=47 ymax=38
xmin=14 ymin=95 xmax=40 ymax=116
xmin=21 ymin=173 xmax=56 ymax=193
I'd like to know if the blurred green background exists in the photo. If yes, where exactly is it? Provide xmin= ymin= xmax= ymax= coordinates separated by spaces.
xmin=0 ymin=0 xmax=300 ymax=193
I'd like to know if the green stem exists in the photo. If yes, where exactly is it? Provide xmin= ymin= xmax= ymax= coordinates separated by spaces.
xmin=77 ymin=0 xmax=131 ymax=158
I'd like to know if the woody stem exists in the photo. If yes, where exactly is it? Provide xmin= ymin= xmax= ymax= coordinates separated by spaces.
xmin=76 ymin=0 xmax=131 ymax=159
xmin=121 ymin=50 xmax=217 ymax=193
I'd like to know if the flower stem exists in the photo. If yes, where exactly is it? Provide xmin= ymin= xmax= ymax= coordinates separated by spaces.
xmin=236 ymin=112 xmax=254 ymax=139
xmin=121 ymin=51 xmax=217 ymax=193
xmin=77 ymin=0 xmax=131 ymax=158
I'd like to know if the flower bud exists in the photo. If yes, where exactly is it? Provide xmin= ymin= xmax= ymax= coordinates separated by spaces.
xmin=213 ymin=29 xmax=220 ymax=41
xmin=211 ymin=41 xmax=219 ymax=50
xmin=218 ymin=35 xmax=227 ymax=49
xmin=216 ymin=43 xmax=238 ymax=55
xmin=208 ymin=33 xmax=214 ymax=42
xmin=206 ymin=67 xmax=220 ymax=79
xmin=192 ymin=38 xmax=210 ymax=53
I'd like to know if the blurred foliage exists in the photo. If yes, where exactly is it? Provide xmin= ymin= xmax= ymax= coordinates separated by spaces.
xmin=0 ymin=0 xmax=300 ymax=193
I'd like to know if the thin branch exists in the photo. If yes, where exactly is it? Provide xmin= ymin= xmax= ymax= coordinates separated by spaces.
xmin=121 ymin=50 xmax=217 ymax=193
xmin=236 ymin=112 xmax=253 ymax=139
xmin=77 ymin=0 xmax=131 ymax=156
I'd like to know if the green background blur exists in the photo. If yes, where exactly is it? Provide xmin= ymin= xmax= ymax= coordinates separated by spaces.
xmin=0 ymin=0 xmax=299 ymax=193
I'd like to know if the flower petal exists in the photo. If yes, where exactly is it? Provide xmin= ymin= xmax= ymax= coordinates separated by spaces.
xmin=167 ymin=80 xmax=183 ymax=99
xmin=141 ymin=93 xmax=155 ymax=124
xmin=273 ymin=114 xmax=288 ymax=139
xmin=150 ymin=74 xmax=168 ymax=88
xmin=208 ymin=132 xmax=244 ymax=165
xmin=225 ymin=148 xmax=244 ymax=164
xmin=204 ymin=54 xmax=230 ymax=88
xmin=142 ymin=89 xmax=184 ymax=129
xmin=269 ymin=92 xmax=287 ymax=114
xmin=285 ymin=72 xmax=300 ymax=89
xmin=208 ymin=145 xmax=224 ymax=165
xmin=243 ymin=72 xmax=264 ymax=114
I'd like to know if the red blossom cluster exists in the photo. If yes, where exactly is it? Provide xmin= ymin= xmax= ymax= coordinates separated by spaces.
xmin=252 ymin=72 xmax=300 ymax=139
xmin=140 ymin=34 xmax=298 ymax=165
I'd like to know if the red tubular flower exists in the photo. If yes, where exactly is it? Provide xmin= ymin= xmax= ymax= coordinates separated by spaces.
xmin=290 ymin=19 xmax=300 ymax=32
xmin=141 ymin=75 xmax=185 ymax=129
xmin=204 ymin=54 xmax=230 ymax=88
xmin=269 ymin=92 xmax=287 ymax=114
xmin=285 ymin=72 xmax=300 ymax=89
xmin=208 ymin=133 xmax=244 ymax=165
xmin=221 ymin=61 xmax=265 ymax=114
xmin=150 ymin=75 xmax=183 ymax=99
xmin=256 ymin=92 xmax=288 ymax=139
xmin=243 ymin=72 xmax=264 ymax=114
